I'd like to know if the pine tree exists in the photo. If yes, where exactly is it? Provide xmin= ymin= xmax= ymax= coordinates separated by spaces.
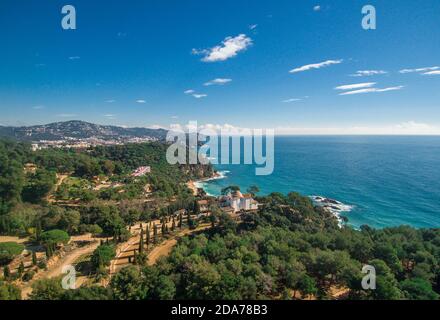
xmin=32 ymin=251 xmax=37 ymax=266
xmin=179 ymin=213 xmax=183 ymax=229
xmin=171 ymin=217 xmax=176 ymax=231
xmin=161 ymin=223 xmax=166 ymax=236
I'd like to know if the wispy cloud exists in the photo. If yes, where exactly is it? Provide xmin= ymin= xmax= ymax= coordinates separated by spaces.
xmin=184 ymin=89 xmax=207 ymax=99
xmin=339 ymin=85 xmax=404 ymax=96
xmin=350 ymin=70 xmax=388 ymax=77
xmin=423 ymin=70 xmax=440 ymax=75
xmin=32 ymin=105 xmax=45 ymax=110
xmin=68 ymin=56 xmax=80 ymax=60
xmin=105 ymin=99 xmax=116 ymax=103
xmin=193 ymin=34 xmax=252 ymax=62
xmin=56 ymin=114 xmax=77 ymax=118
xmin=399 ymin=66 xmax=439 ymax=74
xmin=335 ymin=82 xmax=376 ymax=91
xmin=289 ymin=59 xmax=343 ymax=74
xmin=313 ymin=5 xmax=321 ymax=11
xmin=136 ymin=100 xmax=146 ymax=104
xmin=192 ymin=94 xmax=208 ymax=99
xmin=275 ymin=121 xmax=440 ymax=135
xmin=204 ymin=78 xmax=232 ymax=86
xmin=104 ymin=114 xmax=116 ymax=119
xmin=282 ymin=98 xmax=303 ymax=103
xmin=249 ymin=24 xmax=258 ymax=30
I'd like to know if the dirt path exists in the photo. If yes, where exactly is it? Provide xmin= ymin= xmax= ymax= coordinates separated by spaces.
xmin=147 ymin=224 xmax=210 ymax=266
xmin=110 ymin=220 xmax=211 ymax=274
xmin=20 ymin=240 xmax=100 ymax=299
xmin=0 ymin=236 xmax=28 ymax=244
xmin=47 ymin=174 xmax=69 ymax=203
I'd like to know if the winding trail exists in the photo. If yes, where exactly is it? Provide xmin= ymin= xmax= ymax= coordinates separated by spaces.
xmin=20 ymin=238 xmax=100 ymax=299
xmin=110 ymin=221 xmax=211 ymax=275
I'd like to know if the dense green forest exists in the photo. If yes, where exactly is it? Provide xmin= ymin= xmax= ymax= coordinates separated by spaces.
xmin=0 ymin=139 xmax=212 ymax=236
xmin=14 ymin=193 xmax=440 ymax=301
xmin=1 ymin=139 xmax=439 ymax=300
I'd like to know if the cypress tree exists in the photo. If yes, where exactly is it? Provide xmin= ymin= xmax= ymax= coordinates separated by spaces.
xmin=139 ymin=228 xmax=144 ymax=254
xmin=171 ymin=217 xmax=176 ymax=231
xmin=153 ymin=224 xmax=158 ymax=244
xmin=3 ymin=266 xmax=10 ymax=279
xmin=18 ymin=262 xmax=25 ymax=276
xmin=161 ymin=223 xmax=165 ymax=236
xmin=179 ymin=213 xmax=183 ymax=229
xmin=32 ymin=251 xmax=37 ymax=266
xmin=146 ymin=226 xmax=150 ymax=247
xmin=35 ymin=221 xmax=42 ymax=241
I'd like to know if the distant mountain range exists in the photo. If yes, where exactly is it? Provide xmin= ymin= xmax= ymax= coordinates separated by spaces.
xmin=0 ymin=120 xmax=168 ymax=142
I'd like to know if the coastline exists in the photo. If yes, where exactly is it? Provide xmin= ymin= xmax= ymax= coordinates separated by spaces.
xmin=189 ymin=169 xmax=352 ymax=227
xmin=187 ymin=171 xmax=223 ymax=196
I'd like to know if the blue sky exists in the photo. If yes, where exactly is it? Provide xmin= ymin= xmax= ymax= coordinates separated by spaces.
xmin=1 ymin=0 xmax=440 ymax=134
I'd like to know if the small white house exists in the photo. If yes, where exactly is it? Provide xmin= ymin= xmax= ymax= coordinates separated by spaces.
xmin=219 ymin=191 xmax=259 ymax=213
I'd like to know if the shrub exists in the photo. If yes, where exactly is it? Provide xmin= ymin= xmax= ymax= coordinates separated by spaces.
xmin=0 ymin=242 xmax=25 ymax=265
xmin=40 ymin=229 xmax=70 ymax=245
xmin=22 ymin=270 xmax=35 ymax=282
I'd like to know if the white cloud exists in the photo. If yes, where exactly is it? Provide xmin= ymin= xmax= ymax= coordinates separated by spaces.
xmin=249 ymin=24 xmax=258 ymax=30
xmin=192 ymin=94 xmax=207 ymax=99
xmin=148 ymin=124 xmax=166 ymax=130
xmin=32 ymin=105 xmax=45 ymax=110
xmin=399 ymin=66 xmax=439 ymax=74
xmin=56 ymin=114 xmax=77 ymax=118
xmin=136 ymin=100 xmax=146 ymax=104
xmin=275 ymin=121 xmax=440 ymax=135
xmin=289 ymin=59 xmax=343 ymax=73
xmin=104 ymin=114 xmax=116 ymax=119
xmin=313 ymin=5 xmax=321 ymax=11
xmin=204 ymin=78 xmax=232 ymax=86
xmin=423 ymin=70 xmax=440 ymax=75
xmin=193 ymin=34 xmax=252 ymax=62
xmin=184 ymin=89 xmax=207 ymax=98
xmin=282 ymin=98 xmax=302 ymax=103
xmin=167 ymin=121 xmax=440 ymax=136
xmin=335 ymin=82 xmax=376 ymax=91
xmin=350 ymin=70 xmax=388 ymax=77
xmin=105 ymin=100 xmax=116 ymax=103
xmin=339 ymin=85 xmax=404 ymax=96
xmin=68 ymin=56 xmax=80 ymax=60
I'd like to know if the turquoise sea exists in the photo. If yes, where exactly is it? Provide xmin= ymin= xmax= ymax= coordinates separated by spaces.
xmin=197 ymin=136 xmax=440 ymax=229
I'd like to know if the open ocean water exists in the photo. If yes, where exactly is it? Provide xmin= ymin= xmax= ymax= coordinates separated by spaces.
xmin=197 ymin=136 xmax=440 ymax=229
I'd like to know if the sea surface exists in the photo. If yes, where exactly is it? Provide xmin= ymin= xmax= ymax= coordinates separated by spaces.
xmin=196 ymin=136 xmax=440 ymax=229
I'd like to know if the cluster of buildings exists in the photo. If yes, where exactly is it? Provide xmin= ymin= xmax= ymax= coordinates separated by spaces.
xmin=131 ymin=166 xmax=151 ymax=177
xmin=30 ymin=137 xmax=158 ymax=151
xmin=219 ymin=191 xmax=259 ymax=214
